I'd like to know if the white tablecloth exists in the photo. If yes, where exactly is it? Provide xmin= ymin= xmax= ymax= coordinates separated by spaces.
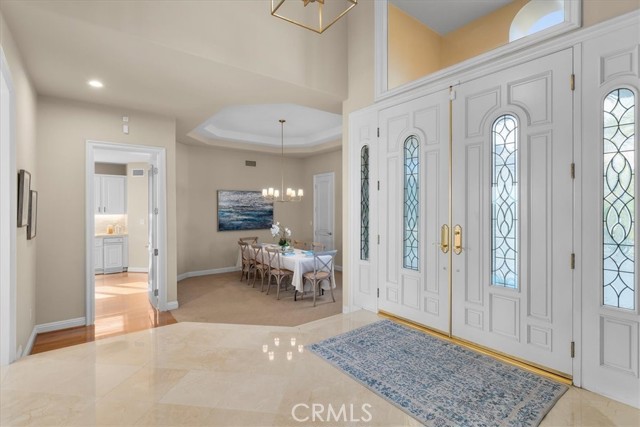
xmin=237 ymin=244 xmax=335 ymax=293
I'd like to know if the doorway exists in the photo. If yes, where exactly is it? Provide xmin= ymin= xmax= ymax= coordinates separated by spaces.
xmin=374 ymin=48 xmax=575 ymax=377
xmin=314 ymin=172 xmax=335 ymax=250
xmin=85 ymin=141 xmax=168 ymax=327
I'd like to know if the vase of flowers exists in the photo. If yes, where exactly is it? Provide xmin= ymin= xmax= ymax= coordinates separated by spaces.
xmin=270 ymin=222 xmax=292 ymax=249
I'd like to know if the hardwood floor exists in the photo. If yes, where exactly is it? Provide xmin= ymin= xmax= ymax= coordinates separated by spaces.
xmin=31 ymin=272 xmax=176 ymax=354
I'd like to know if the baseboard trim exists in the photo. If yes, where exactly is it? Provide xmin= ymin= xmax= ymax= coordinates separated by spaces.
xmin=177 ymin=266 xmax=241 ymax=282
xmin=342 ymin=305 xmax=353 ymax=314
xmin=335 ymin=265 xmax=343 ymax=272
xmin=23 ymin=317 xmax=87 ymax=357
xmin=127 ymin=267 xmax=148 ymax=273
xmin=166 ymin=300 xmax=179 ymax=310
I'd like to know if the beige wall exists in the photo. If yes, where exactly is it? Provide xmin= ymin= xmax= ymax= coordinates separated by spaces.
xmin=126 ymin=162 xmax=149 ymax=270
xmin=583 ymin=0 xmax=640 ymax=26
xmin=95 ymin=163 xmax=126 ymax=175
xmin=176 ymin=143 xmax=308 ymax=274
xmin=388 ymin=4 xmax=442 ymax=90
xmin=36 ymin=96 xmax=177 ymax=323
xmin=1 ymin=11 xmax=38 ymax=356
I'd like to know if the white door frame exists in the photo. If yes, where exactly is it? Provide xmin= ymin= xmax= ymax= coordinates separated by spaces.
xmin=313 ymin=172 xmax=335 ymax=250
xmin=0 ymin=48 xmax=17 ymax=365
xmin=85 ymin=141 xmax=168 ymax=324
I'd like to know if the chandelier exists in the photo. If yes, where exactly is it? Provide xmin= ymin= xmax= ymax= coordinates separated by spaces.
xmin=271 ymin=0 xmax=358 ymax=34
xmin=262 ymin=119 xmax=303 ymax=203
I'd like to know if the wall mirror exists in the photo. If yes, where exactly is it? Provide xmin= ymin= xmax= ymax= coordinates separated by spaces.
xmin=375 ymin=0 xmax=582 ymax=98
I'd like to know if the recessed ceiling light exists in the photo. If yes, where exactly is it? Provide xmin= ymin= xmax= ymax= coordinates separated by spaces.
xmin=88 ymin=80 xmax=104 ymax=88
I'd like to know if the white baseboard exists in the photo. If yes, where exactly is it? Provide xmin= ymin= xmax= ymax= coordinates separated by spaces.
xmin=22 ymin=317 xmax=86 ymax=357
xmin=166 ymin=301 xmax=179 ymax=310
xmin=177 ymin=266 xmax=241 ymax=282
xmin=127 ymin=267 xmax=148 ymax=273
xmin=335 ymin=265 xmax=343 ymax=272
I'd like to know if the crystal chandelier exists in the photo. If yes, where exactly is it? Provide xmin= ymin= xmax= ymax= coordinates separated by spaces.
xmin=271 ymin=0 xmax=358 ymax=34
xmin=262 ymin=119 xmax=303 ymax=202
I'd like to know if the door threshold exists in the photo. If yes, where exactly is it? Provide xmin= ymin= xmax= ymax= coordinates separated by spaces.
xmin=378 ymin=310 xmax=572 ymax=385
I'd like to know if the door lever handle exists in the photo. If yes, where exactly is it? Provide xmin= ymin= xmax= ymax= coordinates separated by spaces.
xmin=440 ymin=224 xmax=450 ymax=254
xmin=453 ymin=224 xmax=463 ymax=255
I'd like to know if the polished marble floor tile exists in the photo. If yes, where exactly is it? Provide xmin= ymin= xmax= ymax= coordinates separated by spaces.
xmin=2 ymin=310 xmax=639 ymax=426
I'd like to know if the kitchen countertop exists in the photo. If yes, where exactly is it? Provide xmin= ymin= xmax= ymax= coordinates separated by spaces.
xmin=95 ymin=233 xmax=128 ymax=237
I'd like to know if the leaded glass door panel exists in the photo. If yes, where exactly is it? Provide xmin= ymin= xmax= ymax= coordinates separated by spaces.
xmin=451 ymin=48 xmax=574 ymax=375
xmin=378 ymin=91 xmax=451 ymax=334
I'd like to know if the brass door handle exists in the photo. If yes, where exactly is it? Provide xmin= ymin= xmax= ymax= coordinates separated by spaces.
xmin=440 ymin=224 xmax=450 ymax=254
xmin=453 ymin=224 xmax=463 ymax=255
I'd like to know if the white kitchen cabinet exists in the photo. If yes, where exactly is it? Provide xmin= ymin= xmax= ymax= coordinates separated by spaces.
xmin=94 ymin=237 xmax=104 ymax=273
xmin=95 ymin=175 xmax=126 ymax=214
xmin=103 ymin=236 xmax=124 ymax=273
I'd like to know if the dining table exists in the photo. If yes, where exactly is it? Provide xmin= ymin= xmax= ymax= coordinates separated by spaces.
xmin=237 ymin=244 xmax=336 ymax=296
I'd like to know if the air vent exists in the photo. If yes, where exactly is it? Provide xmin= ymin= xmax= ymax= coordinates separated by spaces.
xmin=245 ymin=160 xmax=257 ymax=167
xmin=132 ymin=169 xmax=145 ymax=177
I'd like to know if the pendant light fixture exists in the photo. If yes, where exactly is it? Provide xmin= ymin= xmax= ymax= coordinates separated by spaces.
xmin=262 ymin=119 xmax=303 ymax=203
xmin=271 ymin=0 xmax=357 ymax=34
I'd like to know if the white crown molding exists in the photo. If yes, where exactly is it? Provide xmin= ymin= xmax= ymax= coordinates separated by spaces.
xmin=195 ymin=124 xmax=342 ymax=148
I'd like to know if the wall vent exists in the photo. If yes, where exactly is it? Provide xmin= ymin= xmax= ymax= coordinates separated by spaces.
xmin=245 ymin=160 xmax=257 ymax=167
xmin=132 ymin=169 xmax=145 ymax=177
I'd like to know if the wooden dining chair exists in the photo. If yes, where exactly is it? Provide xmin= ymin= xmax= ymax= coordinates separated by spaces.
xmin=302 ymin=249 xmax=337 ymax=307
xmin=310 ymin=242 xmax=325 ymax=251
xmin=239 ymin=236 xmax=259 ymax=244
xmin=251 ymin=243 xmax=269 ymax=291
xmin=264 ymin=247 xmax=293 ymax=300
xmin=292 ymin=239 xmax=308 ymax=250
xmin=237 ymin=240 xmax=255 ymax=283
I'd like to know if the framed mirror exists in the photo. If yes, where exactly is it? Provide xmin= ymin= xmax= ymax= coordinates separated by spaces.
xmin=375 ymin=0 xmax=582 ymax=99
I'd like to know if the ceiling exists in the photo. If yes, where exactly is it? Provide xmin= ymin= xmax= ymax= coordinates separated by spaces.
xmin=0 ymin=0 xmax=349 ymax=154
xmin=390 ymin=0 xmax=514 ymax=35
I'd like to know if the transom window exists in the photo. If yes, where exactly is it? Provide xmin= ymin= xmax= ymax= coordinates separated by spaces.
xmin=491 ymin=115 xmax=519 ymax=289
xmin=603 ymin=88 xmax=636 ymax=310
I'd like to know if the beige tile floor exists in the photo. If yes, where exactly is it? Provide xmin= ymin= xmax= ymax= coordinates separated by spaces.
xmin=1 ymin=310 xmax=638 ymax=426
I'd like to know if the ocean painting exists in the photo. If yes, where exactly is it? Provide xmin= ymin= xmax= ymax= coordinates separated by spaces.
xmin=217 ymin=190 xmax=274 ymax=231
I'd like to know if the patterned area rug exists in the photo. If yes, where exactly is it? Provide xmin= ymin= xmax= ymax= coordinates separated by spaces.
xmin=309 ymin=320 xmax=568 ymax=427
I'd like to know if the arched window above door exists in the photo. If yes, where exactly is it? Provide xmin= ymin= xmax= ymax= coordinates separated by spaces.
xmin=509 ymin=0 xmax=565 ymax=42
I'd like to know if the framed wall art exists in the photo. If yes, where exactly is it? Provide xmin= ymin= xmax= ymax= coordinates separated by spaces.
xmin=217 ymin=190 xmax=273 ymax=231
xmin=17 ymin=169 xmax=31 ymax=227
xmin=27 ymin=190 xmax=37 ymax=240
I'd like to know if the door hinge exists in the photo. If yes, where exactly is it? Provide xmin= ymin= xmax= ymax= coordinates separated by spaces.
xmin=377 ymin=181 xmax=380 ymax=191
xmin=154 ymin=248 xmax=159 ymax=256
xmin=570 ymin=74 xmax=575 ymax=91
xmin=570 ymin=163 xmax=575 ymax=179
xmin=377 ymin=127 xmax=380 ymax=138
xmin=570 ymin=253 xmax=575 ymax=269
xmin=570 ymin=341 xmax=575 ymax=358
xmin=152 ymin=167 xmax=159 ymax=175
xmin=154 ymin=208 xmax=159 ymax=215
xmin=377 ymin=288 xmax=380 ymax=298
xmin=153 ymin=289 xmax=159 ymax=297
xmin=377 ymin=235 xmax=380 ymax=245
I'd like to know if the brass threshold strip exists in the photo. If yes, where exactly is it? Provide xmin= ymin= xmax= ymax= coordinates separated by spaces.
xmin=378 ymin=310 xmax=572 ymax=385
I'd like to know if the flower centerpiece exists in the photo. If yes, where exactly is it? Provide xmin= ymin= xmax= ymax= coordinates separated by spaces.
xmin=270 ymin=222 xmax=292 ymax=248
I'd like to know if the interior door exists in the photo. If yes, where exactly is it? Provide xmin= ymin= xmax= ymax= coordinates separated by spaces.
xmin=378 ymin=91 xmax=450 ymax=333
xmin=148 ymin=165 xmax=159 ymax=309
xmin=451 ymin=48 xmax=574 ymax=375
xmin=581 ymin=24 xmax=640 ymax=408
xmin=314 ymin=172 xmax=334 ymax=250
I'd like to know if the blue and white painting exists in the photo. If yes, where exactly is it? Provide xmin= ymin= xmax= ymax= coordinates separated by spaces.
xmin=217 ymin=190 xmax=274 ymax=231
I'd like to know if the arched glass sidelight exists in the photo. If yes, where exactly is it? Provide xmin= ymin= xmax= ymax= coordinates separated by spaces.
xmin=404 ymin=135 xmax=420 ymax=271
xmin=491 ymin=115 xmax=519 ymax=289
xmin=360 ymin=145 xmax=370 ymax=261
xmin=603 ymin=88 xmax=636 ymax=310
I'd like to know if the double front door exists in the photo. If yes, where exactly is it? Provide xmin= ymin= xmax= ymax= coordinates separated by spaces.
xmin=378 ymin=48 xmax=574 ymax=375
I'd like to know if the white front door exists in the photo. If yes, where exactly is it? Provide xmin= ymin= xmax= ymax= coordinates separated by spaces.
xmin=378 ymin=91 xmax=451 ymax=334
xmin=451 ymin=48 xmax=574 ymax=375
xmin=581 ymin=24 xmax=640 ymax=408
xmin=314 ymin=172 xmax=335 ymax=250
xmin=148 ymin=165 xmax=159 ymax=309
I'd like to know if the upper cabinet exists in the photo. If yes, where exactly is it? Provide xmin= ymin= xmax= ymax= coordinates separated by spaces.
xmin=95 ymin=175 xmax=126 ymax=215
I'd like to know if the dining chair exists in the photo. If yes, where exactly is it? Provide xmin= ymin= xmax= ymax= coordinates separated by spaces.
xmin=264 ymin=247 xmax=293 ymax=300
xmin=310 ymin=242 xmax=325 ymax=251
xmin=302 ymin=249 xmax=337 ymax=307
xmin=237 ymin=240 xmax=255 ymax=283
xmin=239 ymin=236 xmax=259 ymax=244
xmin=251 ymin=243 xmax=269 ymax=291
xmin=292 ymin=239 xmax=308 ymax=250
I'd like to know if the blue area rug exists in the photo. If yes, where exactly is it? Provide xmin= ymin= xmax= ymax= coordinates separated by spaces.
xmin=309 ymin=320 xmax=568 ymax=426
